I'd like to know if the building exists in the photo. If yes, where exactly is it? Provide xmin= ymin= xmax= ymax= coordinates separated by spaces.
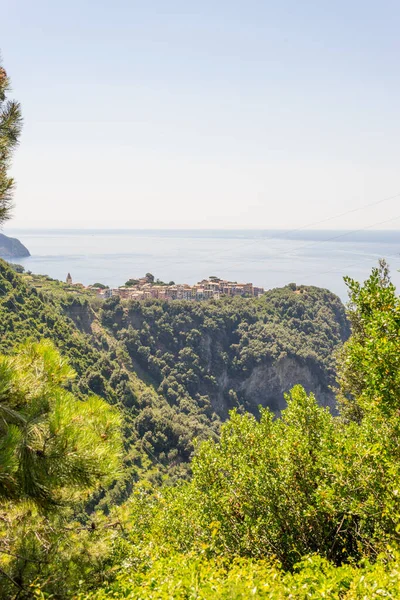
xmin=97 ymin=274 xmax=264 ymax=303
xmin=66 ymin=272 xmax=72 ymax=285
xmin=113 ymin=287 xmax=132 ymax=299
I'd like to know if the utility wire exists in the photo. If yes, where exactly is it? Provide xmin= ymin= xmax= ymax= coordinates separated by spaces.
xmin=4 ymin=191 xmax=400 ymax=297
xmin=140 ymin=192 xmax=400 ymax=274
xmin=269 ymin=191 xmax=400 ymax=235
xmin=229 ymin=213 xmax=400 ymax=269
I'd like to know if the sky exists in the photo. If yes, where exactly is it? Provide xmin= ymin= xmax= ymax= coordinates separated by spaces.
xmin=2 ymin=0 xmax=400 ymax=230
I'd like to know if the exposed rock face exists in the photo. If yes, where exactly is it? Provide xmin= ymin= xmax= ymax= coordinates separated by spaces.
xmin=238 ymin=357 xmax=335 ymax=412
xmin=0 ymin=233 xmax=30 ymax=258
xmin=198 ymin=326 xmax=339 ymax=416
xmin=213 ymin=356 xmax=336 ymax=416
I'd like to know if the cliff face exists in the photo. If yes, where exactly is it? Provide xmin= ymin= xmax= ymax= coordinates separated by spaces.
xmin=38 ymin=279 xmax=347 ymax=419
xmin=202 ymin=333 xmax=337 ymax=416
xmin=239 ymin=357 xmax=335 ymax=411
xmin=0 ymin=258 xmax=352 ymax=513
xmin=0 ymin=233 xmax=30 ymax=258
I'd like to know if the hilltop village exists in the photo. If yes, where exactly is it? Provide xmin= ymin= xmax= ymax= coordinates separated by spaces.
xmin=66 ymin=273 xmax=265 ymax=301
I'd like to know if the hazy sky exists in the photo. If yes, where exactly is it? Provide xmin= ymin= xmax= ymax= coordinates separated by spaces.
xmin=2 ymin=0 xmax=400 ymax=229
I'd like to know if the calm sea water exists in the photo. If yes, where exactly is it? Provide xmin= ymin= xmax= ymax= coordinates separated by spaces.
xmin=4 ymin=229 xmax=400 ymax=301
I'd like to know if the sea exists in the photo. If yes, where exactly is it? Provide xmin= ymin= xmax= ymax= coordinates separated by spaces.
xmin=4 ymin=229 xmax=400 ymax=302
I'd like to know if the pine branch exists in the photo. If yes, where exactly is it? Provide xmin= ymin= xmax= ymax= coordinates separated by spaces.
xmin=0 ymin=565 xmax=24 ymax=591
xmin=0 ymin=548 xmax=51 ymax=565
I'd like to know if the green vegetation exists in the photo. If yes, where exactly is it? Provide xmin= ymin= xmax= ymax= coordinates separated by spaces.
xmin=0 ymin=260 xmax=220 ymax=505
xmin=0 ymin=60 xmax=22 ymax=226
xmin=102 ymin=283 xmax=348 ymax=415
xmin=91 ymin=282 xmax=109 ymax=289
xmin=125 ymin=274 xmax=174 ymax=286
xmin=0 ymin=339 xmax=121 ymax=506
xmin=83 ymin=554 xmax=400 ymax=599
xmin=6 ymin=262 xmax=24 ymax=273
xmin=125 ymin=278 xmax=139 ymax=287
xmin=0 ymin=340 xmax=123 ymax=597
xmin=1 ymin=259 xmax=400 ymax=597
xmin=2 ymin=54 xmax=400 ymax=599
xmin=80 ymin=261 xmax=400 ymax=599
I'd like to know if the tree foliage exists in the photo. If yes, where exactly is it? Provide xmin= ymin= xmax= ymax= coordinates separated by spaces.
xmin=0 ymin=260 xmax=220 ymax=504
xmin=0 ymin=60 xmax=22 ymax=226
xmin=102 ymin=284 xmax=348 ymax=417
xmin=336 ymin=259 xmax=400 ymax=421
xmin=0 ymin=340 xmax=123 ymax=597
xmin=0 ymin=339 xmax=122 ymax=507
xmin=83 ymin=553 xmax=400 ymax=599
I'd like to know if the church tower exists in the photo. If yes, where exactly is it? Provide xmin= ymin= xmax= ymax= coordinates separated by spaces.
xmin=66 ymin=272 xmax=72 ymax=285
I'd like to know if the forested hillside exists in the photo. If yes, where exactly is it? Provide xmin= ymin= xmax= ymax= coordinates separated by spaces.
xmin=2 ymin=260 xmax=400 ymax=598
xmin=79 ymin=263 xmax=400 ymax=598
xmin=102 ymin=284 xmax=349 ymax=416
xmin=0 ymin=261 xmax=221 ymax=501
xmin=0 ymin=260 xmax=348 ymax=507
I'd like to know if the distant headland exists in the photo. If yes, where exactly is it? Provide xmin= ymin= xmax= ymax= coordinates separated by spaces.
xmin=0 ymin=233 xmax=30 ymax=258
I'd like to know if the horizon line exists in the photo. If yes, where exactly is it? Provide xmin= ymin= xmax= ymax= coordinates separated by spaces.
xmin=4 ymin=227 xmax=400 ymax=232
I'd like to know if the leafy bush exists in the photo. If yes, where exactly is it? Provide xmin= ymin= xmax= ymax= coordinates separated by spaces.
xmin=79 ymin=262 xmax=400 ymax=598
xmin=82 ymin=553 xmax=400 ymax=599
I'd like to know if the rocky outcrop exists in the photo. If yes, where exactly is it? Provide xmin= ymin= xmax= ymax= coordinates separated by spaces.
xmin=199 ymin=326 xmax=338 ymax=415
xmin=213 ymin=355 xmax=336 ymax=417
xmin=238 ymin=357 xmax=335 ymax=412
xmin=0 ymin=233 xmax=30 ymax=258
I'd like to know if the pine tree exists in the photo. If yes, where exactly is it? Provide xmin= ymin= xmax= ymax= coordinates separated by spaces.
xmin=0 ymin=340 xmax=122 ymax=507
xmin=0 ymin=58 xmax=22 ymax=226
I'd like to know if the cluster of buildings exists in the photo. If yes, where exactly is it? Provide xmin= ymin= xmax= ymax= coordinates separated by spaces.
xmin=68 ymin=274 xmax=265 ymax=302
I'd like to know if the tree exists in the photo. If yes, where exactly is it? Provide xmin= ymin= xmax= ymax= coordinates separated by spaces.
xmin=125 ymin=278 xmax=139 ymax=287
xmin=0 ymin=340 xmax=122 ymax=507
xmin=145 ymin=272 xmax=155 ymax=283
xmin=92 ymin=282 xmax=109 ymax=289
xmin=336 ymin=259 xmax=400 ymax=422
xmin=7 ymin=262 xmax=24 ymax=273
xmin=0 ymin=59 xmax=22 ymax=227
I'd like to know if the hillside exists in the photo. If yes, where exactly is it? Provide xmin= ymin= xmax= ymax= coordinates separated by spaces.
xmin=101 ymin=284 xmax=349 ymax=416
xmin=0 ymin=261 xmax=219 ymax=504
xmin=0 ymin=232 xmax=30 ymax=258
xmin=0 ymin=260 xmax=348 ymax=503
xmin=4 ymin=258 xmax=400 ymax=598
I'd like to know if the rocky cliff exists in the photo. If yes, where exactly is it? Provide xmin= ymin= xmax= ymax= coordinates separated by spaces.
xmin=201 ymin=332 xmax=338 ymax=416
xmin=238 ymin=356 xmax=335 ymax=412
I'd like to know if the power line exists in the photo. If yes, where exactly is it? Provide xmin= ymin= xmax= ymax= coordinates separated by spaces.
xmin=274 ymin=191 xmax=400 ymax=234
xmin=299 ymin=251 xmax=400 ymax=286
xmin=230 ymin=213 xmax=400 ymax=269
xmin=140 ymin=191 xmax=400 ymax=275
xmin=126 ymin=212 xmax=400 ymax=296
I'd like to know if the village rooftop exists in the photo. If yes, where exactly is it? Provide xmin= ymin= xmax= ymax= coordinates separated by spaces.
xmin=68 ymin=274 xmax=265 ymax=301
